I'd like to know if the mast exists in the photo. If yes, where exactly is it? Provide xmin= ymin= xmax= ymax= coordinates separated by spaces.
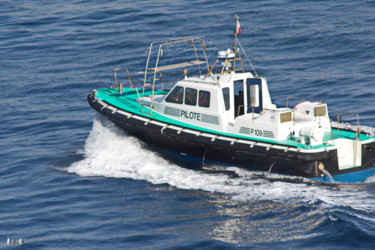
xmin=233 ymin=14 xmax=241 ymax=70
xmin=203 ymin=14 xmax=245 ymax=78
xmin=234 ymin=14 xmax=241 ymax=52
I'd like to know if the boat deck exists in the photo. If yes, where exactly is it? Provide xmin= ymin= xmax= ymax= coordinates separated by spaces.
xmin=94 ymin=87 xmax=374 ymax=150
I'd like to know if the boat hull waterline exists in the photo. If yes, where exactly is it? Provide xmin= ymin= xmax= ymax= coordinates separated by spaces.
xmin=88 ymin=91 xmax=375 ymax=183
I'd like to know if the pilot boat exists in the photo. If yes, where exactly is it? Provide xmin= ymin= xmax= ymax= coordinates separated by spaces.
xmin=88 ymin=17 xmax=375 ymax=182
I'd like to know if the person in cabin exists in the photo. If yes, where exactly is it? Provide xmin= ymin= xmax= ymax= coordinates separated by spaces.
xmin=198 ymin=91 xmax=210 ymax=107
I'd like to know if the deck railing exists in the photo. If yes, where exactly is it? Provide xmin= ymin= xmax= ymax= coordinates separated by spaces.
xmin=336 ymin=112 xmax=360 ymax=139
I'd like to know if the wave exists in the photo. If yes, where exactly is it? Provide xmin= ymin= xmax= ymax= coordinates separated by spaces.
xmin=68 ymin=115 xmax=375 ymax=213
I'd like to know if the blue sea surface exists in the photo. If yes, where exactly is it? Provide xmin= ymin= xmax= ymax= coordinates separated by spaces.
xmin=1 ymin=0 xmax=374 ymax=249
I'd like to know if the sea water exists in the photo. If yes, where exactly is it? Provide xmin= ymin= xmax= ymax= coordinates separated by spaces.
xmin=1 ymin=0 xmax=374 ymax=248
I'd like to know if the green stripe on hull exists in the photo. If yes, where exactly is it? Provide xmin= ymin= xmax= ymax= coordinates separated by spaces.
xmin=95 ymin=87 xmax=374 ymax=150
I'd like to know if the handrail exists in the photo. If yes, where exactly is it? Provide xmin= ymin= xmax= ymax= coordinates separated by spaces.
xmin=237 ymin=104 xmax=247 ymax=117
xmin=147 ymin=37 xmax=201 ymax=48
xmin=336 ymin=112 xmax=360 ymax=139
xmin=112 ymin=68 xmax=145 ymax=98
xmin=148 ymin=60 xmax=206 ymax=72
xmin=205 ymin=50 xmax=245 ymax=79
xmin=286 ymin=96 xmax=325 ymax=108
xmin=113 ymin=68 xmax=130 ymax=86
xmin=141 ymin=37 xmax=209 ymax=115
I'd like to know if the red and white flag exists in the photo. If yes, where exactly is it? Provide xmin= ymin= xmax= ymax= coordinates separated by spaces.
xmin=234 ymin=15 xmax=241 ymax=35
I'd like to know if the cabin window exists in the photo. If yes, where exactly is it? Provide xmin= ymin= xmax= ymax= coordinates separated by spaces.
xmin=165 ymin=86 xmax=184 ymax=104
xmin=280 ymin=111 xmax=292 ymax=123
xmin=249 ymin=85 xmax=259 ymax=107
xmin=314 ymin=105 xmax=327 ymax=117
xmin=185 ymin=88 xmax=197 ymax=106
xmin=246 ymin=78 xmax=262 ymax=113
xmin=198 ymin=90 xmax=210 ymax=108
xmin=222 ymin=87 xmax=230 ymax=111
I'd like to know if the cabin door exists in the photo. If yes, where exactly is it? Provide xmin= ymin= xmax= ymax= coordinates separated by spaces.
xmin=234 ymin=80 xmax=245 ymax=118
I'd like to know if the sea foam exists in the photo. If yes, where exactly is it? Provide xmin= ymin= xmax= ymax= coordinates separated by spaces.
xmin=68 ymin=115 xmax=375 ymax=213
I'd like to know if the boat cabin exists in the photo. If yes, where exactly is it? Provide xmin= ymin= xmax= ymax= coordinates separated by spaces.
xmin=132 ymin=37 xmax=330 ymax=146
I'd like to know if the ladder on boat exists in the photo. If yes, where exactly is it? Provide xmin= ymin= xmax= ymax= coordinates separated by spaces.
xmin=205 ymin=50 xmax=245 ymax=78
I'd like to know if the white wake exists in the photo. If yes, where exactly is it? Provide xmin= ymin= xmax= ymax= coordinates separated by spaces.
xmin=68 ymin=116 xmax=375 ymax=213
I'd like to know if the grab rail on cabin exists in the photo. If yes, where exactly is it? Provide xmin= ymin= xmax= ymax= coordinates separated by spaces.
xmin=285 ymin=96 xmax=325 ymax=108
xmin=336 ymin=112 xmax=360 ymax=139
xmin=236 ymin=104 xmax=247 ymax=117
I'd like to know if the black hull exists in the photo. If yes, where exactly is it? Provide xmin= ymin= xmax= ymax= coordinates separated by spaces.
xmin=88 ymin=91 xmax=375 ymax=180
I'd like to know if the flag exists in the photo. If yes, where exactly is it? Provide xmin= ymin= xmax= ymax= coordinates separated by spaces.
xmin=234 ymin=15 xmax=241 ymax=35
